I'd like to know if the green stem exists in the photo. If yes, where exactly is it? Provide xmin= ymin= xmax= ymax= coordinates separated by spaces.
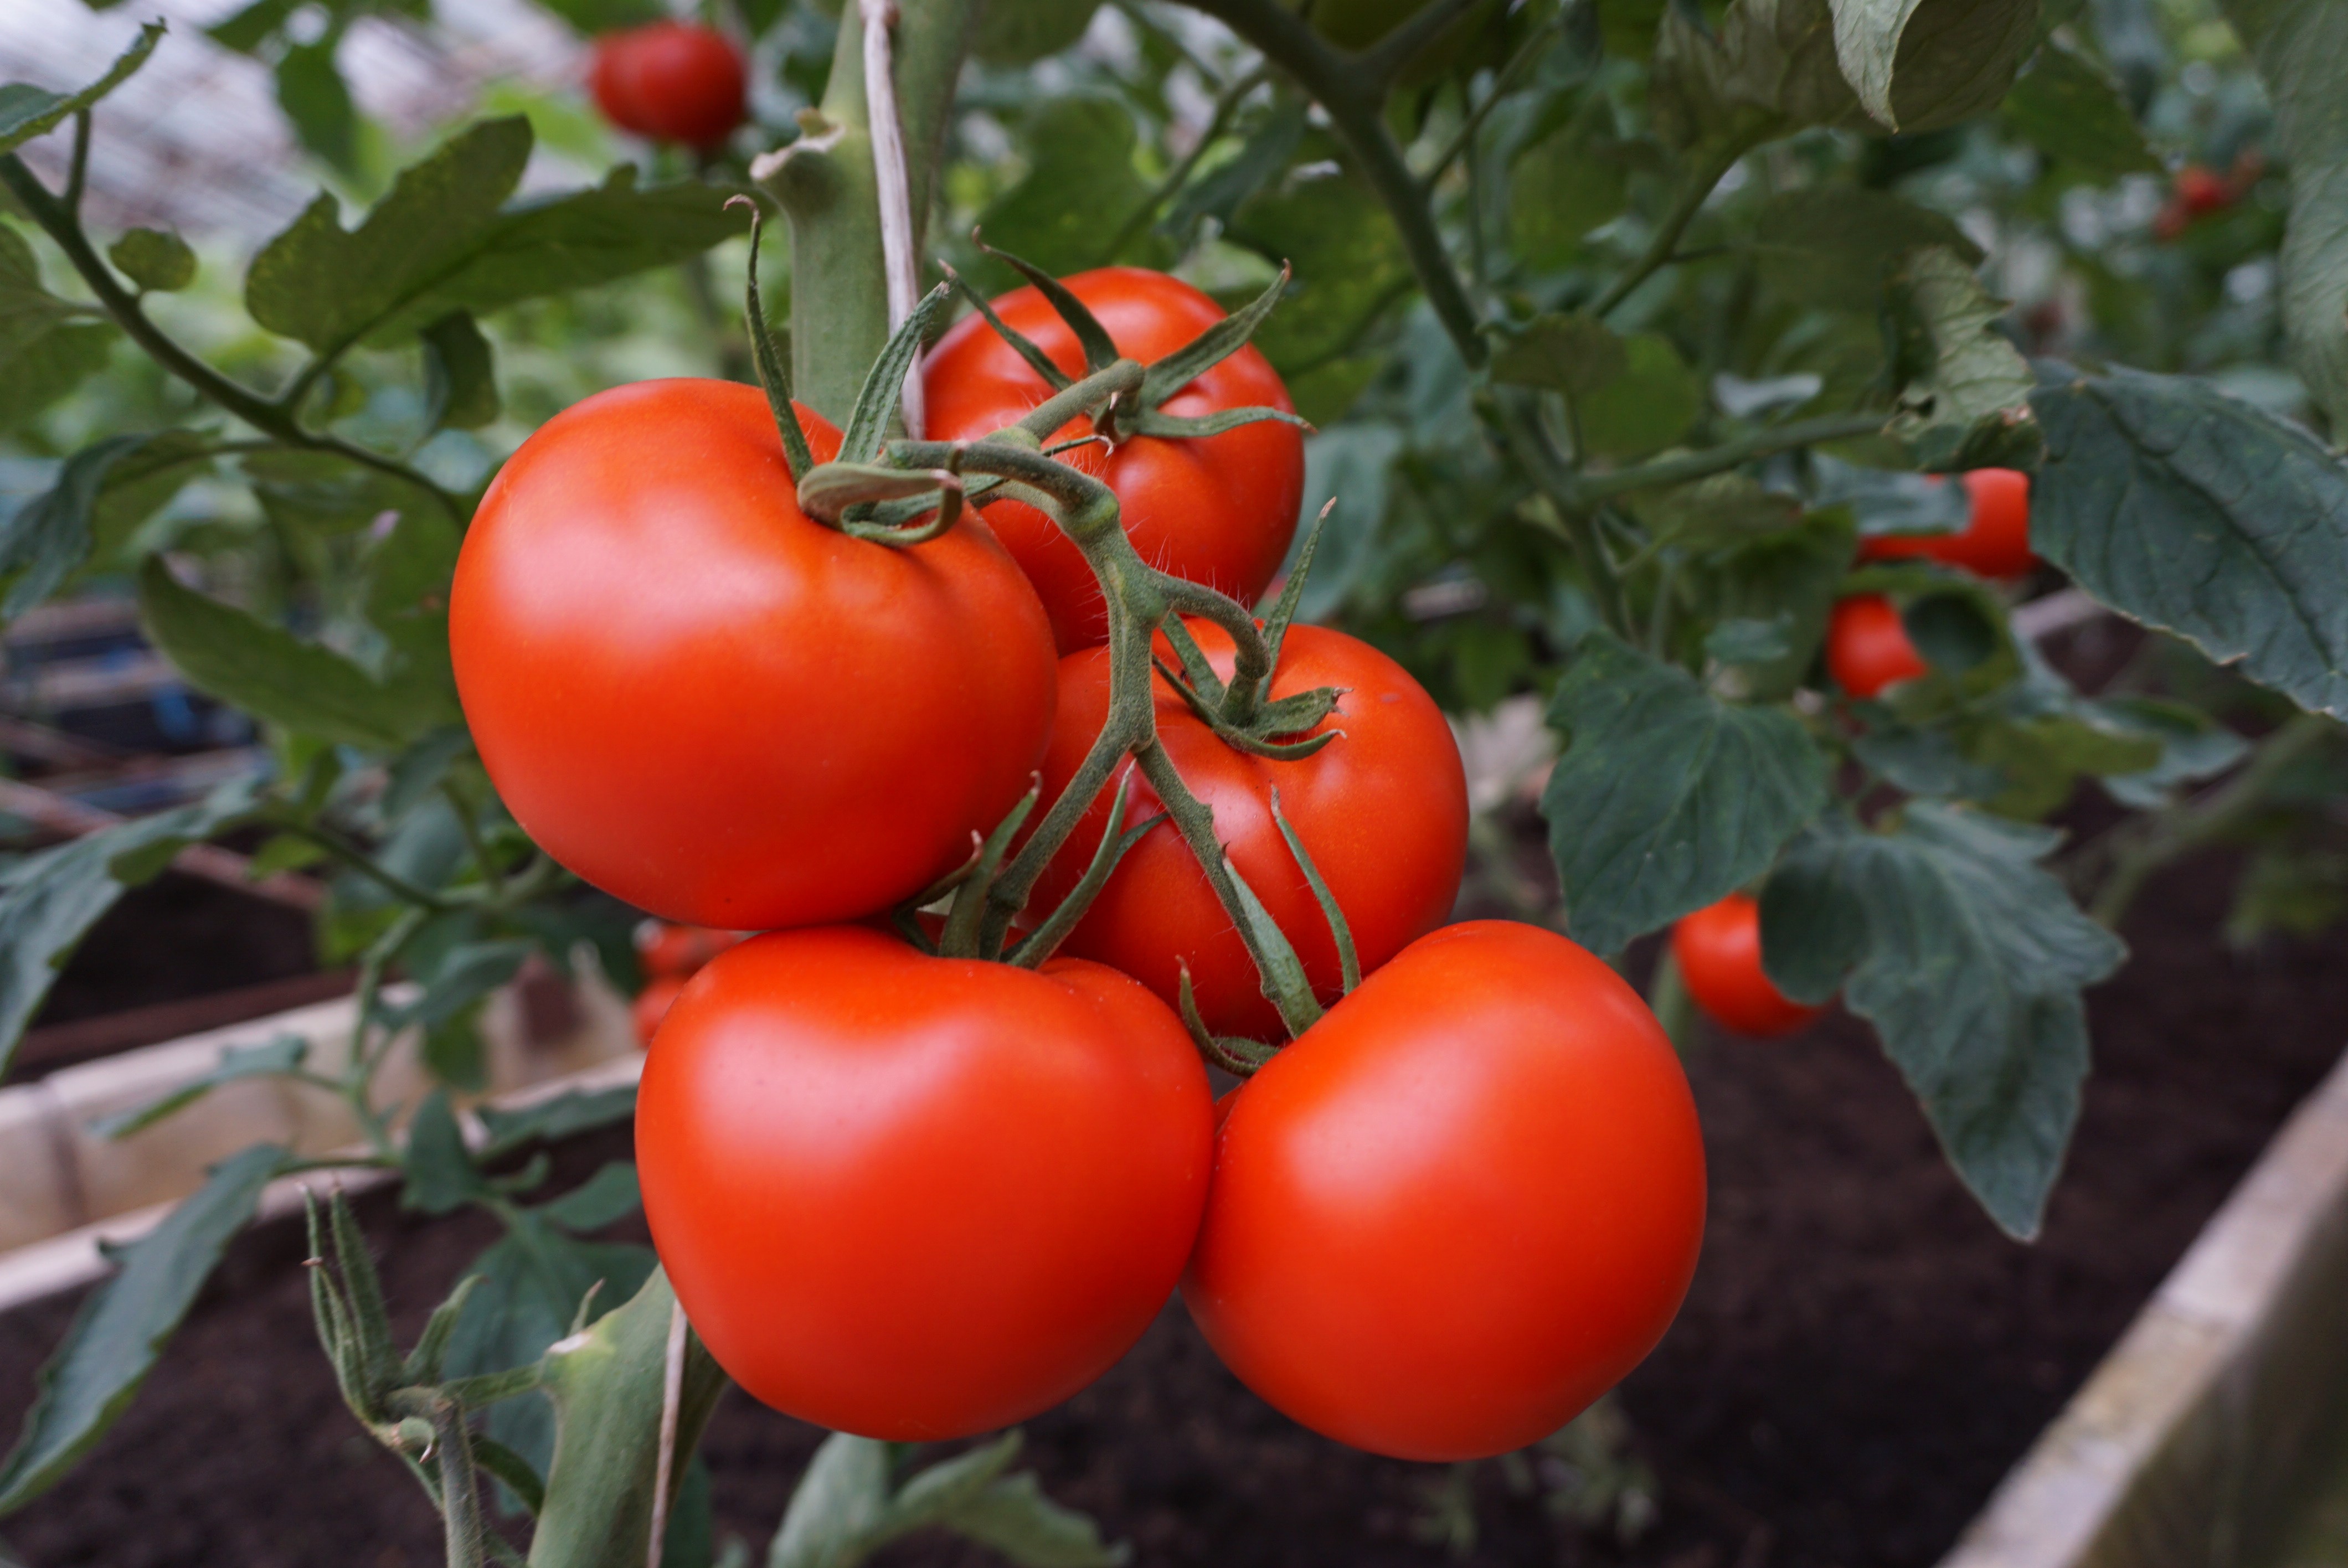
xmin=2089 ymin=714 xmax=2336 ymax=929
xmin=1495 ymin=389 xmax=1629 ymax=633
xmin=1589 ymin=130 xmax=1760 ymax=321
xmin=0 ymin=154 xmax=462 ymax=519
xmin=1577 ymin=411 xmax=1889 ymax=501
xmin=1357 ymin=0 xmax=1485 ymax=82
xmin=276 ymin=818 xmax=457 ymax=911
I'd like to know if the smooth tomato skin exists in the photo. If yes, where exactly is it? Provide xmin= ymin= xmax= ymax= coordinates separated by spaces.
xmin=451 ymin=379 xmax=1057 ymax=931
xmin=1857 ymin=468 xmax=2035 ymax=580
xmin=1826 ymin=594 xmax=1929 ymax=699
xmin=923 ymin=269 xmax=1304 ymax=651
xmin=1671 ymin=893 xmax=1821 ymax=1038
xmin=636 ymin=926 xmax=1215 ymax=1440
xmin=1032 ymin=620 xmax=1468 ymax=1040
xmin=1182 ymin=920 xmax=1707 ymax=1461
xmin=589 ymin=22 xmax=746 ymax=151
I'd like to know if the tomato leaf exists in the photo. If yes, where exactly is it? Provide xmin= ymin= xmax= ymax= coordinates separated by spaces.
xmin=0 ymin=21 xmax=161 ymax=157
xmin=771 ymin=1431 xmax=1126 ymax=1568
xmin=137 ymin=555 xmax=457 ymax=750
xmin=539 ymin=1162 xmax=641 ymax=1234
xmin=966 ymin=97 xmax=1161 ymax=284
xmin=420 ymin=310 xmax=500 ymax=432
xmin=2028 ymin=363 xmax=2348 ymax=718
xmin=1883 ymin=247 xmax=2042 ymax=471
xmin=972 ymin=0 xmax=1102 ymax=63
xmin=1826 ymin=0 xmax=2041 ymax=132
xmin=1489 ymin=312 xmax=1626 ymax=397
xmin=104 ymin=226 xmax=197 ymax=293
xmin=1542 ymin=633 xmax=1827 ymax=955
xmin=1227 ymin=164 xmax=1414 ymax=381
xmin=1750 ymin=187 xmax=1980 ymax=310
xmin=1999 ymin=39 xmax=2159 ymax=180
xmin=2215 ymin=0 xmax=2348 ymax=434
xmin=90 ymin=1032 xmax=309 ymax=1141
xmin=478 ymin=1086 xmax=639 ymax=1160
xmin=1577 ymin=333 xmax=1701 ymax=460
xmin=1761 ymin=804 xmax=2125 ymax=1237
xmin=275 ymin=37 xmax=362 ymax=177
xmin=0 ymin=435 xmax=143 ymax=617
xmin=0 ymin=1142 xmax=289 ymax=1514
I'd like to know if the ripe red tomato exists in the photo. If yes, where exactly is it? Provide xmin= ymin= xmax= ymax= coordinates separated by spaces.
xmin=588 ymin=22 xmax=746 ymax=152
xmin=1031 ymin=620 xmax=1468 ymax=1040
xmin=923 ymin=269 xmax=1304 ymax=652
xmin=1857 ymin=468 xmax=2035 ymax=579
xmin=1826 ymin=594 xmax=1928 ymax=699
xmin=451 ymin=380 xmax=1057 ymax=931
xmin=2175 ymin=164 xmax=2236 ymax=216
xmin=1670 ymin=893 xmax=1820 ymax=1039
xmin=1182 ymin=920 xmax=1706 ymax=1461
xmin=637 ymin=925 xmax=1214 ymax=1439
xmin=631 ymin=975 xmax=686 ymax=1046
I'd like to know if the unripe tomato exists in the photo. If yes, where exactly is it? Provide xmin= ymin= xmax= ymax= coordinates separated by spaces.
xmin=1183 ymin=920 xmax=1706 ymax=1461
xmin=1826 ymin=594 xmax=1928 ymax=699
xmin=1032 ymin=620 xmax=1468 ymax=1040
xmin=637 ymin=926 xmax=1214 ymax=1439
xmin=631 ymin=974 xmax=686 ymax=1046
xmin=923 ymin=269 xmax=1304 ymax=652
xmin=1857 ymin=468 xmax=2035 ymax=579
xmin=451 ymin=380 xmax=1057 ymax=931
xmin=1670 ymin=893 xmax=1821 ymax=1039
xmin=589 ymin=22 xmax=746 ymax=152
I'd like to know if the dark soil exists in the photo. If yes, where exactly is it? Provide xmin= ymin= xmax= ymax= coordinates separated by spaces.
xmin=3 ymin=849 xmax=2345 ymax=1568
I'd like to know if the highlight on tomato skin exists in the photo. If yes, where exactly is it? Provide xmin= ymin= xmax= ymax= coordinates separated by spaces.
xmin=1826 ymin=594 xmax=1930 ymax=700
xmin=923 ymin=267 xmax=1305 ymax=652
xmin=1671 ymin=893 xmax=1823 ymax=1039
xmin=588 ymin=21 xmax=748 ymax=152
xmin=1181 ymin=920 xmax=1706 ymax=1462
xmin=1856 ymin=468 xmax=2036 ymax=581
xmin=636 ymin=925 xmax=1216 ymax=1442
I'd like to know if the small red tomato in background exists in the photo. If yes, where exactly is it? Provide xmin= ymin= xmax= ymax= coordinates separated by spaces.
xmin=1857 ymin=468 xmax=2035 ymax=580
xmin=1032 ymin=620 xmax=1469 ymax=1040
xmin=1671 ymin=893 xmax=1821 ymax=1039
xmin=637 ymin=926 xmax=1214 ymax=1440
xmin=637 ymin=922 xmax=745 ymax=980
xmin=631 ymin=974 xmax=686 ymax=1046
xmin=2153 ymin=164 xmax=2239 ymax=241
xmin=1827 ymin=595 xmax=1929 ymax=699
xmin=589 ymin=21 xmax=746 ymax=152
xmin=923 ymin=269 xmax=1305 ymax=652
xmin=1183 ymin=920 xmax=1706 ymax=1461
xmin=451 ymin=379 xmax=1057 ymax=932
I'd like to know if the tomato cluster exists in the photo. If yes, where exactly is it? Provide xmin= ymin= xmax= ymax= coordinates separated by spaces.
xmin=1831 ymin=467 xmax=2033 ymax=700
xmin=450 ymin=264 xmax=1703 ymax=1461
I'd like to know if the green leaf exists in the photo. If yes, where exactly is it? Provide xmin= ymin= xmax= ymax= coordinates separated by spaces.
xmin=1649 ymin=0 xmax=1858 ymax=151
xmin=1750 ymin=187 xmax=1981 ymax=309
xmin=90 ymin=1033 xmax=307 ymax=1140
xmin=105 ymin=227 xmax=196 ymax=292
xmin=939 ymin=1472 xmax=1127 ymax=1567
xmin=0 ymin=1142 xmax=287 ymax=1513
xmin=478 ymin=1085 xmax=637 ymax=1159
xmin=0 ymin=319 xmax=113 ymax=431
xmin=0 ymin=20 xmax=162 ymax=157
xmin=541 ymin=1163 xmax=641 ymax=1234
xmin=973 ymin=0 xmax=1101 ymax=62
xmin=423 ymin=307 xmax=504 ymax=429
xmin=1999 ymin=40 xmax=2158 ymax=180
xmin=768 ymin=1432 xmax=1124 ymax=1568
xmin=137 ymin=555 xmax=456 ymax=749
xmin=1883 ymin=246 xmax=2042 ymax=471
xmin=1542 ymin=633 xmax=1827 ymax=954
xmin=0 ymin=435 xmax=145 ymax=618
xmin=1162 ymin=99 xmax=1305 ymax=238
xmin=1290 ymin=424 xmax=1404 ymax=620
xmin=531 ymin=0 xmax=666 ymax=32
xmin=1506 ymin=104 xmax=1633 ymax=265
xmin=2028 ymin=363 xmax=2348 ymax=718
xmin=1686 ymin=508 xmax=1857 ymax=699
xmin=206 ymin=0 xmax=297 ymax=53
xmin=971 ymin=97 xmax=1158 ymax=282
xmin=1706 ymin=615 xmax=1794 ymax=664
xmin=770 ymin=1435 xmax=892 ymax=1568
xmin=532 ymin=1268 xmax=727 ymax=1568
xmin=1489 ymin=312 xmax=1626 ymax=397
xmin=2093 ymin=697 xmax=2249 ymax=808
xmin=1851 ymin=721 xmax=2005 ymax=797
xmin=1762 ymin=804 xmax=2124 ymax=1237
xmin=1827 ymin=0 xmax=2041 ymax=131
xmin=393 ymin=938 xmax=534 ymax=1035
xmin=2226 ymin=845 xmax=2348 ymax=946
xmin=1577 ymin=332 xmax=1701 ymax=460
xmin=2216 ymin=0 xmax=2348 ymax=434
xmin=276 ymin=38 xmax=361 ymax=177
xmin=1628 ymin=472 xmax=1803 ymax=551
xmin=401 ymin=1090 xmax=490 ymax=1215
xmin=1228 ymin=167 xmax=1414 ymax=378
xmin=0 ymin=777 xmax=262 ymax=1078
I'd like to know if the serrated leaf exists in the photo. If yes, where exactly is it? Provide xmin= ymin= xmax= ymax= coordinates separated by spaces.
xmin=1884 ymin=246 xmax=2042 ymax=471
xmin=105 ymin=227 xmax=195 ymax=292
xmin=0 ymin=1142 xmax=287 ymax=1513
xmin=2215 ymin=0 xmax=2348 ymax=434
xmin=1829 ymin=0 xmax=2040 ymax=132
xmin=1490 ymin=312 xmax=1626 ymax=396
xmin=1999 ymin=39 xmax=2158 ymax=180
xmin=1751 ymin=187 xmax=1981 ymax=310
xmin=2028 ymin=363 xmax=2348 ymax=718
xmin=1852 ymin=721 xmax=2005 ymax=797
xmin=1811 ymin=453 xmax=1971 ymax=537
xmin=1542 ymin=633 xmax=1827 ymax=953
xmin=91 ymin=1033 xmax=307 ymax=1140
xmin=0 ymin=776 xmax=262 ymax=1078
xmin=138 ymin=555 xmax=456 ymax=749
xmin=1578 ymin=332 xmax=1700 ymax=460
xmin=1761 ymin=804 xmax=2124 ymax=1237
xmin=478 ymin=1086 xmax=639 ymax=1159
xmin=421 ymin=310 xmax=500 ymax=431
xmin=1650 ymin=0 xmax=1856 ymax=151
xmin=0 ymin=21 xmax=161 ymax=157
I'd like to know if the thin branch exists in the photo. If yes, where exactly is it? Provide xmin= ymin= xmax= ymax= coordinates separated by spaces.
xmin=1576 ymin=412 xmax=1889 ymax=502
xmin=64 ymin=110 xmax=91 ymax=216
xmin=1589 ymin=129 xmax=1760 ymax=320
xmin=1357 ymin=0 xmax=1484 ymax=83
xmin=863 ymin=0 xmax=925 ymax=435
xmin=1418 ymin=16 xmax=1564 ymax=190
xmin=1104 ymin=63 xmax=1270 ymax=260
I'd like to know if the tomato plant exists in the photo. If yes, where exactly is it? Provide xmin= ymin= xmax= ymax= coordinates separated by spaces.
xmin=1857 ymin=468 xmax=2035 ymax=580
xmin=589 ymin=21 xmax=748 ymax=152
xmin=924 ymin=268 xmax=1304 ymax=651
xmin=1029 ymin=617 xmax=1467 ymax=1038
xmin=1183 ymin=921 xmax=1706 ymax=1461
xmin=1826 ymin=594 xmax=1930 ymax=699
xmin=1671 ymin=894 xmax=1822 ymax=1039
xmin=637 ymin=924 xmax=1213 ymax=1439
xmin=451 ymin=378 xmax=1059 ymax=931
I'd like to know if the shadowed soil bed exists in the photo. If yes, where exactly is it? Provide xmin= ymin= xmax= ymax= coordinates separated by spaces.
xmin=2 ymin=849 xmax=2343 ymax=1568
